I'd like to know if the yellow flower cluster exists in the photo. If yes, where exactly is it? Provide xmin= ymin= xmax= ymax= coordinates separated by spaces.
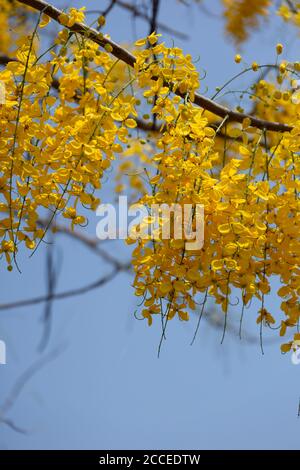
xmin=0 ymin=9 xmax=139 ymax=266
xmin=58 ymin=7 xmax=86 ymax=27
xmin=222 ymin=0 xmax=271 ymax=43
xmin=0 ymin=0 xmax=31 ymax=55
xmin=278 ymin=3 xmax=300 ymax=28
xmin=0 ymin=9 xmax=299 ymax=352
xmin=127 ymin=35 xmax=299 ymax=349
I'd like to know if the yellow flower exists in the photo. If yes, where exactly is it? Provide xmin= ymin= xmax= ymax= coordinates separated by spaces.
xmin=63 ymin=208 xmax=85 ymax=227
xmin=279 ymin=62 xmax=287 ymax=74
xmin=59 ymin=7 xmax=85 ymax=27
xmin=223 ymin=0 xmax=271 ymax=43
xmin=97 ymin=15 xmax=106 ymax=27
xmin=39 ymin=14 xmax=51 ymax=29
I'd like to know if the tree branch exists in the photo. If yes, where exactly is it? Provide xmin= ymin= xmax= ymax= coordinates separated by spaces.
xmin=0 ymin=345 xmax=65 ymax=433
xmin=101 ymin=0 xmax=117 ymax=18
xmin=285 ymin=0 xmax=298 ymax=14
xmin=86 ymin=3 xmax=188 ymax=40
xmin=0 ymin=55 xmax=279 ymax=143
xmin=0 ymin=55 xmax=17 ymax=65
xmin=149 ymin=0 xmax=160 ymax=35
xmin=0 ymin=269 xmax=120 ymax=311
xmin=36 ymin=219 xmax=131 ymax=271
xmin=38 ymin=233 xmax=59 ymax=352
xmin=16 ymin=0 xmax=292 ymax=133
xmin=115 ymin=0 xmax=188 ymax=39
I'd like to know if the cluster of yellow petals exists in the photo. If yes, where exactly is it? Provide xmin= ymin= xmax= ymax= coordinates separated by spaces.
xmin=222 ymin=0 xmax=271 ymax=43
xmin=127 ymin=35 xmax=299 ymax=351
xmin=0 ymin=7 xmax=299 ymax=353
xmin=0 ymin=0 xmax=32 ymax=55
xmin=0 ymin=10 xmax=139 ymax=265
xmin=278 ymin=3 xmax=300 ymax=28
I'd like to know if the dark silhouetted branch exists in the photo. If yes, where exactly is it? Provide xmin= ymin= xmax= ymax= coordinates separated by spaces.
xmin=88 ymin=0 xmax=189 ymax=40
xmin=37 ymin=219 xmax=131 ymax=271
xmin=149 ymin=0 xmax=160 ymax=35
xmin=0 ymin=269 xmax=120 ymax=311
xmin=38 ymin=234 xmax=59 ymax=352
xmin=0 ymin=345 xmax=65 ymax=433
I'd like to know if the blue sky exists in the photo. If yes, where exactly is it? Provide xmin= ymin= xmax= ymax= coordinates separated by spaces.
xmin=0 ymin=0 xmax=300 ymax=450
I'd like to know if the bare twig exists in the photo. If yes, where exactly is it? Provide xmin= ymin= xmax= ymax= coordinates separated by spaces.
xmin=149 ymin=0 xmax=160 ymax=35
xmin=0 ymin=344 xmax=66 ymax=433
xmin=38 ymin=235 xmax=59 ymax=352
xmin=101 ymin=0 xmax=117 ymax=18
xmin=37 ymin=219 xmax=131 ymax=271
xmin=0 ymin=417 xmax=27 ymax=434
xmin=285 ymin=0 xmax=298 ymax=14
xmin=112 ymin=0 xmax=189 ymax=39
xmin=16 ymin=0 xmax=293 ymax=133
xmin=0 ymin=269 xmax=120 ymax=311
xmin=0 ymin=55 xmax=17 ymax=65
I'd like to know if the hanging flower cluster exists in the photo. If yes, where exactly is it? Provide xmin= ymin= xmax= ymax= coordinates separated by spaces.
xmin=127 ymin=34 xmax=299 ymax=350
xmin=222 ymin=0 xmax=271 ymax=43
xmin=0 ymin=9 xmax=138 ymax=267
xmin=0 ymin=5 xmax=299 ymax=352
xmin=278 ymin=2 xmax=300 ymax=28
